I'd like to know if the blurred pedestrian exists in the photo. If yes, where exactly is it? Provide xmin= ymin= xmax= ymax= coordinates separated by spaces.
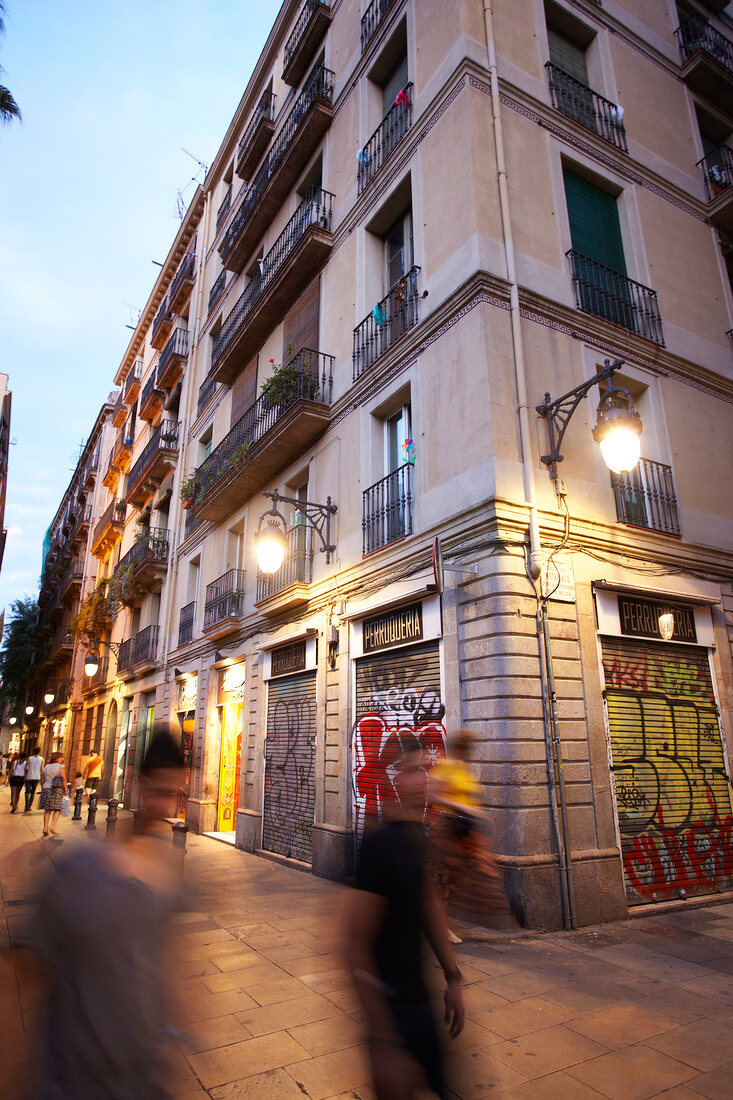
xmin=0 ymin=751 xmax=9 ymax=785
xmin=82 ymin=748 xmax=104 ymax=798
xmin=345 ymin=739 xmax=464 ymax=1100
xmin=24 ymin=746 xmax=44 ymax=813
xmin=17 ymin=729 xmax=186 ymax=1098
xmin=430 ymin=728 xmax=515 ymax=939
xmin=40 ymin=752 xmax=67 ymax=837
xmin=9 ymin=752 xmax=26 ymax=813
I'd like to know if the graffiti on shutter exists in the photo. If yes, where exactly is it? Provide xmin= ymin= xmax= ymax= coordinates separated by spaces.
xmin=602 ymin=637 xmax=733 ymax=904
xmin=262 ymin=671 xmax=317 ymax=862
xmin=353 ymin=641 xmax=446 ymax=843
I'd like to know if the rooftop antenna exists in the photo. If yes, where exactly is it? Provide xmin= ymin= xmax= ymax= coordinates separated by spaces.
xmin=123 ymin=302 xmax=142 ymax=332
xmin=181 ymin=146 xmax=208 ymax=178
xmin=176 ymin=190 xmax=186 ymax=220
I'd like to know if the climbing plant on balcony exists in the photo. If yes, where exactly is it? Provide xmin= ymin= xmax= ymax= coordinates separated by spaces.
xmin=180 ymin=473 xmax=201 ymax=508
xmin=110 ymin=562 xmax=145 ymax=609
xmin=260 ymin=354 xmax=318 ymax=408
xmin=72 ymin=579 xmax=118 ymax=642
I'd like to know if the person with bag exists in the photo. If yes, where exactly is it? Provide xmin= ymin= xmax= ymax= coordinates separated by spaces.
xmin=9 ymin=752 xmax=27 ymax=813
xmin=40 ymin=752 xmax=67 ymax=836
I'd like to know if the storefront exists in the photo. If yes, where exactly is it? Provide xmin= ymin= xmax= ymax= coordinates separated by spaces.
xmin=216 ymin=663 xmax=245 ymax=831
xmin=596 ymin=587 xmax=732 ymax=906
xmin=115 ymin=699 xmax=131 ymax=804
xmin=351 ymin=595 xmax=447 ymax=846
xmin=262 ymin=637 xmax=317 ymax=863
xmin=175 ymin=675 xmax=197 ymax=820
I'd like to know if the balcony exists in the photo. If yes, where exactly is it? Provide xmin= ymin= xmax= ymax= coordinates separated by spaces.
xmin=139 ymin=370 xmax=165 ymax=423
xmin=184 ymin=508 xmax=204 ymax=541
xmin=168 ymin=250 xmax=196 ymax=313
xmin=84 ymin=450 xmax=99 ymax=487
xmin=566 ymin=251 xmax=664 ymax=346
xmin=236 ymin=90 xmax=277 ymax=178
xmin=124 ymin=359 xmax=143 ymax=404
xmin=256 ymin=527 xmax=313 ymax=612
xmin=358 ymin=83 xmax=413 ymax=194
xmin=216 ymin=185 xmax=232 ymax=235
xmin=361 ymin=0 xmax=394 ymax=53
xmin=192 ymin=348 xmax=333 ymax=522
xmin=353 ymin=265 xmax=420 ymax=380
xmin=157 ymin=327 xmax=189 ymax=392
xmin=178 ymin=600 xmax=196 ymax=646
xmin=112 ymin=392 xmax=127 ymax=428
xmin=48 ymin=626 xmax=75 ymax=661
xmin=151 ymin=295 xmax=174 ymax=350
xmin=203 ymin=569 xmax=246 ymax=639
xmin=197 ymin=374 xmax=217 ymax=416
xmin=675 ymin=15 xmax=733 ymax=111
xmin=213 ymin=189 xmax=334 ymax=384
xmin=74 ymin=505 xmax=92 ymax=543
xmin=126 ymin=420 xmax=180 ymax=509
xmin=208 ymin=269 xmax=227 ymax=315
xmin=283 ymin=0 xmax=332 ymax=86
xmin=117 ymin=527 xmax=170 ymax=595
xmin=611 ymin=458 xmax=680 ymax=537
xmin=102 ymin=452 xmax=120 ymax=491
xmin=111 ymin=422 xmax=135 ymax=473
xmin=132 ymin=624 xmax=159 ymax=670
xmin=545 ymin=65 xmax=627 ymax=153
xmin=698 ymin=143 xmax=733 ymax=232
xmin=116 ymin=637 xmax=133 ymax=676
xmin=363 ymin=462 xmax=413 ymax=555
xmin=59 ymin=557 xmax=84 ymax=601
xmin=219 ymin=64 xmax=334 ymax=272
xmin=91 ymin=498 xmax=127 ymax=559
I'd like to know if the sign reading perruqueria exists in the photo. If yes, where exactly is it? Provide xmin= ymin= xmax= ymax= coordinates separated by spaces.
xmin=271 ymin=639 xmax=307 ymax=678
xmin=618 ymin=595 xmax=697 ymax=643
xmin=362 ymin=603 xmax=423 ymax=654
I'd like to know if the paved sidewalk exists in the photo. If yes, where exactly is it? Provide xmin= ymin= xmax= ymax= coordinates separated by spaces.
xmin=2 ymin=801 xmax=733 ymax=1098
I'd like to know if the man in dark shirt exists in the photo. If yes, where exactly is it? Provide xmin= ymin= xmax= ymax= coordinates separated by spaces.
xmin=346 ymin=739 xmax=464 ymax=1099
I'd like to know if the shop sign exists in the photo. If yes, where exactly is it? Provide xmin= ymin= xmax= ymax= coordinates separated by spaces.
xmin=217 ymin=662 xmax=246 ymax=705
xmin=177 ymin=674 xmax=198 ymax=712
xmin=618 ymin=595 xmax=697 ymax=643
xmin=271 ymin=639 xmax=307 ymax=678
xmin=362 ymin=603 xmax=423 ymax=654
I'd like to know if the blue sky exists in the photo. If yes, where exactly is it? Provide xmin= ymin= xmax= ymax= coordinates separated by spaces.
xmin=0 ymin=0 xmax=282 ymax=619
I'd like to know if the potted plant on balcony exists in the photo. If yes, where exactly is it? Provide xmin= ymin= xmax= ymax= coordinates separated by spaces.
xmin=231 ymin=442 xmax=250 ymax=468
xmin=72 ymin=579 xmax=119 ymax=643
xmin=179 ymin=473 xmax=201 ymax=509
xmin=260 ymin=356 xmax=317 ymax=410
xmin=115 ymin=498 xmax=127 ymax=517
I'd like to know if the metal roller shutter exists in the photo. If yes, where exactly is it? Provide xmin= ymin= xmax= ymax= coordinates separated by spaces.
xmin=353 ymin=641 xmax=446 ymax=845
xmin=262 ymin=671 xmax=317 ymax=863
xmin=601 ymin=636 xmax=733 ymax=905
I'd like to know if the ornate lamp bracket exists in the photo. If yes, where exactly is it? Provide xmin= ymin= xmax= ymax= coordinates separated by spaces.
xmin=262 ymin=489 xmax=338 ymax=563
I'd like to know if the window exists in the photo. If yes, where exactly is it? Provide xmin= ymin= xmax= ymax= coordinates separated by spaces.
xmin=363 ymin=400 xmax=414 ymax=554
xmin=385 ymin=206 xmax=413 ymax=292
xmin=200 ymin=427 xmax=213 ymax=462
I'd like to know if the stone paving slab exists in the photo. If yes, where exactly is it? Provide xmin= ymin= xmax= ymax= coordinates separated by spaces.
xmin=4 ymin=804 xmax=733 ymax=1097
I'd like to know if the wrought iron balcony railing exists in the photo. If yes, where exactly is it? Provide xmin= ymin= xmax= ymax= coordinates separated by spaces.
xmin=184 ymin=508 xmax=204 ymax=540
xmin=126 ymin=420 xmax=180 ymax=496
xmin=358 ymin=83 xmax=413 ymax=193
xmin=194 ymin=348 xmax=333 ymax=505
xmin=139 ymin=371 xmax=163 ymax=419
xmin=216 ymin=184 xmax=232 ymax=234
xmin=362 ymin=462 xmax=413 ymax=555
xmin=220 ymin=64 xmax=335 ymax=262
xmin=118 ymin=526 xmax=170 ymax=571
xmin=213 ymin=189 xmax=334 ymax=370
xmin=611 ymin=458 xmax=680 ymax=536
xmin=566 ymin=251 xmax=664 ymax=346
xmin=237 ymin=89 xmax=277 ymax=177
xmin=197 ymin=374 xmax=217 ymax=415
xmin=117 ymin=637 xmax=133 ymax=674
xmin=353 ymin=265 xmax=420 ymax=379
xmin=545 ymin=64 xmax=627 ymax=152
xmin=204 ymin=568 xmax=246 ymax=629
xmin=697 ymin=142 xmax=733 ymax=200
xmin=124 ymin=359 xmax=143 ymax=402
xmin=676 ymin=13 xmax=733 ymax=71
xmin=151 ymin=294 xmax=173 ymax=344
xmin=168 ymin=249 xmax=196 ymax=311
xmin=256 ymin=526 xmax=313 ymax=602
xmin=178 ymin=600 xmax=196 ymax=646
xmin=208 ymin=269 xmax=227 ymax=314
xmin=283 ymin=0 xmax=331 ymax=84
xmin=361 ymin=0 xmax=394 ymax=52
xmin=132 ymin=624 xmax=159 ymax=665
xmin=92 ymin=497 xmax=126 ymax=550
xmin=157 ymin=327 xmax=189 ymax=385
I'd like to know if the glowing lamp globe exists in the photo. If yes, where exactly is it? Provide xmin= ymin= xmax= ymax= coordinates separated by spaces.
xmin=598 ymin=425 xmax=642 ymax=474
xmin=25 ymin=704 xmax=34 ymax=716
xmin=256 ymin=516 xmax=288 ymax=574
xmin=592 ymin=385 xmax=643 ymax=474
xmin=9 ymin=716 xmax=16 ymax=725
xmin=658 ymin=611 xmax=675 ymax=641
xmin=44 ymin=690 xmax=55 ymax=705
xmin=84 ymin=649 xmax=100 ymax=677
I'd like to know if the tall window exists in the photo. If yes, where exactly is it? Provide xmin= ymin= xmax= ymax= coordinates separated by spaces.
xmin=385 ymin=402 xmax=412 ymax=544
xmin=385 ymin=207 xmax=413 ymax=292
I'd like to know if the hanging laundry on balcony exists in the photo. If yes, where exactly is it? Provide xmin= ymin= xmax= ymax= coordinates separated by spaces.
xmin=372 ymin=302 xmax=386 ymax=326
xmin=395 ymin=87 xmax=410 ymax=109
xmin=609 ymin=104 xmax=624 ymax=127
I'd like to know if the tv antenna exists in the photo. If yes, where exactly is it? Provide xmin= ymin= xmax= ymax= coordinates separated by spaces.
xmin=123 ymin=302 xmax=142 ymax=331
xmin=181 ymin=146 xmax=208 ymax=178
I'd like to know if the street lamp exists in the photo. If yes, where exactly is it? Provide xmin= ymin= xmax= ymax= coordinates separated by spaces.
xmin=84 ymin=638 xmax=121 ymax=678
xmin=25 ymin=704 xmax=34 ymax=716
xmin=44 ymin=688 xmax=56 ymax=706
xmin=255 ymin=489 xmax=337 ymax=575
xmin=9 ymin=716 xmax=16 ymax=725
xmin=658 ymin=610 xmax=675 ymax=641
xmin=537 ymin=358 xmax=642 ymax=483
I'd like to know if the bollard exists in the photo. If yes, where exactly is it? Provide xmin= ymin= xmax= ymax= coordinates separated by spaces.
xmin=171 ymin=820 xmax=188 ymax=854
xmin=85 ymin=790 xmax=98 ymax=831
xmin=72 ymin=786 xmax=84 ymax=821
xmin=106 ymin=798 xmax=119 ymax=840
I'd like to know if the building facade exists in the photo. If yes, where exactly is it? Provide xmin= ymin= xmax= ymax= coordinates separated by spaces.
xmin=34 ymin=0 xmax=733 ymax=929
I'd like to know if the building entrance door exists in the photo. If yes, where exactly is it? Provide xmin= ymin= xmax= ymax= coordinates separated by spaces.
xmin=216 ymin=703 xmax=242 ymax=831
xmin=262 ymin=670 xmax=317 ymax=862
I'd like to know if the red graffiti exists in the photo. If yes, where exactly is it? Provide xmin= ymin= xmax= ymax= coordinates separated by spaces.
xmin=623 ymin=798 xmax=733 ymax=900
xmin=352 ymin=714 xmax=446 ymax=840
xmin=605 ymin=654 xmax=708 ymax=698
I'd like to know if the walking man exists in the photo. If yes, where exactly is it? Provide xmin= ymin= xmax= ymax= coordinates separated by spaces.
xmin=24 ymin=746 xmax=44 ymax=812
xmin=83 ymin=748 xmax=104 ymax=798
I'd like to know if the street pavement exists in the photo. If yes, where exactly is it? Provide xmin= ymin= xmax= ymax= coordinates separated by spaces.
xmin=2 ymin=798 xmax=733 ymax=1099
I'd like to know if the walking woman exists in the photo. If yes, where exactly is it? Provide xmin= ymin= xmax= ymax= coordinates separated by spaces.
xmin=40 ymin=752 xmax=67 ymax=836
xmin=9 ymin=752 xmax=27 ymax=813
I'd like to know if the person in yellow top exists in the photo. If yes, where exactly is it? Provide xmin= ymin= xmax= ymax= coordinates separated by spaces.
xmin=430 ymin=729 xmax=515 ymax=941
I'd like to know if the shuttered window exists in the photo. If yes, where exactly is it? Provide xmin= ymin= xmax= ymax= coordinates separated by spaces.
xmin=563 ymin=168 xmax=626 ymax=274
xmin=353 ymin=641 xmax=446 ymax=844
xmin=548 ymin=30 xmax=589 ymax=84
xmin=82 ymin=707 xmax=94 ymax=756
xmin=283 ymin=277 xmax=320 ymax=361
xmin=94 ymin=704 xmax=105 ymax=754
xmin=601 ymin=636 xmax=732 ymax=905
xmin=262 ymin=671 xmax=317 ymax=862
xmin=230 ymin=357 xmax=258 ymax=427
xmin=382 ymin=53 xmax=409 ymax=114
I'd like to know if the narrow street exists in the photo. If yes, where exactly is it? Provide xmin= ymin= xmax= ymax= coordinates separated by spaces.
xmin=2 ymin=804 xmax=733 ymax=1099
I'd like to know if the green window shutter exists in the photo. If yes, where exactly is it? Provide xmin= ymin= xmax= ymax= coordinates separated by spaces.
xmin=563 ymin=168 xmax=626 ymax=274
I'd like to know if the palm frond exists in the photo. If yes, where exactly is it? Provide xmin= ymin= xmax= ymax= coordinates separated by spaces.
xmin=0 ymin=84 xmax=20 ymax=123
